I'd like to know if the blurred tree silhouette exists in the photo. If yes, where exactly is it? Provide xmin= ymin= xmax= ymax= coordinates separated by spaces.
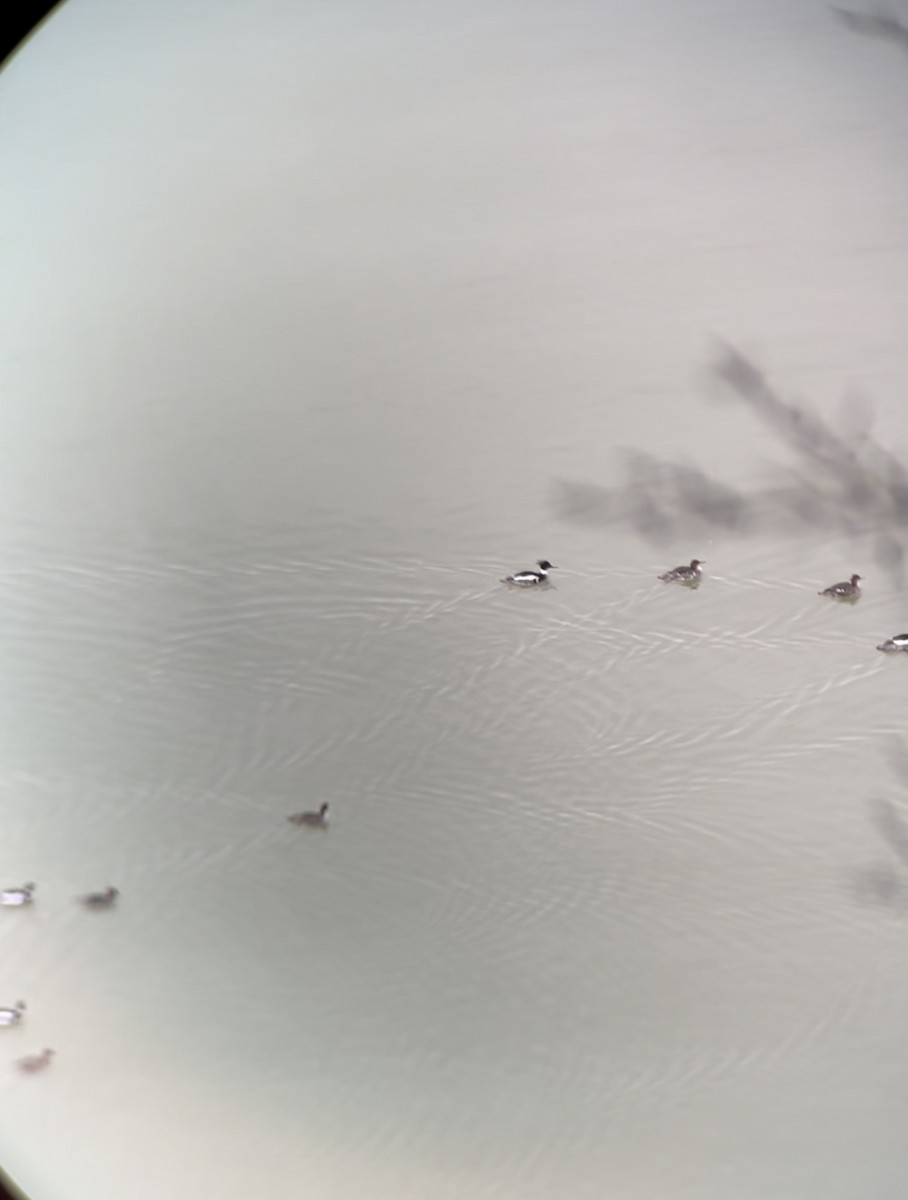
xmin=857 ymin=739 xmax=908 ymax=909
xmin=554 ymin=344 xmax=908 ymax=583
xmin=556 ymin=15 xmax=908 ymax=576
xmin=832 ymin=6 xmax=908 ymax=52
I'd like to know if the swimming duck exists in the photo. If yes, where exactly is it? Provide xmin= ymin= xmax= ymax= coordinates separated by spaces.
xmin=16 ymin=1048 xmax=54 ymax=1074
xmin=658 ymin=559 xmax=704 ymax=584
xmin=501 ymin=560 xmax=556 ymax=587
xmin=877 ymin=634 xmax=908 ymax=652
xmin=0 ymin=883 xmax=35 ymax=907
xmin=287 ymin=802 xmax=329 ymax=828
xmin=0 ymin=1002 xmax=25 ymax=1027
xmin=78 ymin=886 xmax=119 ymax=909
xmin=819 ymin=573 xmax=862 ymax=599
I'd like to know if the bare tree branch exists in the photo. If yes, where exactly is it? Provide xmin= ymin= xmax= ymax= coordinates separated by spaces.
xmin=553 ymin=343 xmax=908 ymax=584
xmin=832 ymin=6 xmax=908 ymax=51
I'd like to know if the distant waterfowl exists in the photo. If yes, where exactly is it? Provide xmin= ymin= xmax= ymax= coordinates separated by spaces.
xmin=501 ymin=560 xmax=556 ymax=587
xmin=819 ymin=573 xmax=862 ymax=599
xmin=658 ymin=559 xmax=704 ymax=585
xmin=78 ymin=887 xmax=119 ymax=910
xmin=287 ymin=803 xmax=329 ymax=828
xmin=877 ymin=634 xmax=908 ymax=653
xmin=0 ymin=883 xmax=35 ymax=907
xmin=0 ymin=1002 xmax=25 ymax=1027
xmin=16 ymin=1048 xmax=53 ymax=1074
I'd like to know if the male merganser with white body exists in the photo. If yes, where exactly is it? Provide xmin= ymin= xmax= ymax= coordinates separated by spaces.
xmin=0 ymin=884 xmax=35 ymax=907
xmin=501 ymin=560 xmax=556 ymax=587
xmin=877 ymin=634 xmax=908 ymax=653
xmin=0 ymin=1002 xmax=25 ymax=1027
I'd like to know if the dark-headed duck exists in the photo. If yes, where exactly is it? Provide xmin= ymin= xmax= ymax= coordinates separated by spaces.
xmin=78 ymin=887 xmax=119 ymax=910
xmin=288 ymin=803 xmax=329 ymax=828
xmin=501 ymin=560 xmax=556 ymax=587
xmin=16 ymin=1048 xmax=53 ymax=1074
xmin=819 ymin=573 xmax=862 ymax=599
xmin=658 ymin=559 xmax=704 ymax=585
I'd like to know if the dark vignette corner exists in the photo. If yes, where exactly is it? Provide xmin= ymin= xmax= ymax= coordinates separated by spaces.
xmin=1 ymin=1 xmax=65 ymax=72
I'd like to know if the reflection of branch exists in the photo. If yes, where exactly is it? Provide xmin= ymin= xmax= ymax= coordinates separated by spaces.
xmin=554 ymin=343 xmax=908 ymax=582
xmin=870 ymin=798 xmax=908 ymax=868
xmin=832 ymin=7 xmax=908 ymax=51
xmin=886 ymin=737 xmax=908 ymax=792
xmin=859 ymin=742 xmax=908 ymax=911
xmin=556 ymin=451 xmax=749 ymax=543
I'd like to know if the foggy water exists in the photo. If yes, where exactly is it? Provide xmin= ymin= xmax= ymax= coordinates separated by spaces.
xmin=2 ymin=1 xmax=908 ymax=1197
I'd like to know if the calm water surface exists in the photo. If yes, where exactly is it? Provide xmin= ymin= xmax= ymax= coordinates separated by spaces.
xmin=2 ymin=1 xmax=908 ymax=1197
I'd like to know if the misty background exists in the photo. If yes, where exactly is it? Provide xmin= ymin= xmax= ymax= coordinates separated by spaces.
xmin=2 ymin=2 xmax=908 ymax=1198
